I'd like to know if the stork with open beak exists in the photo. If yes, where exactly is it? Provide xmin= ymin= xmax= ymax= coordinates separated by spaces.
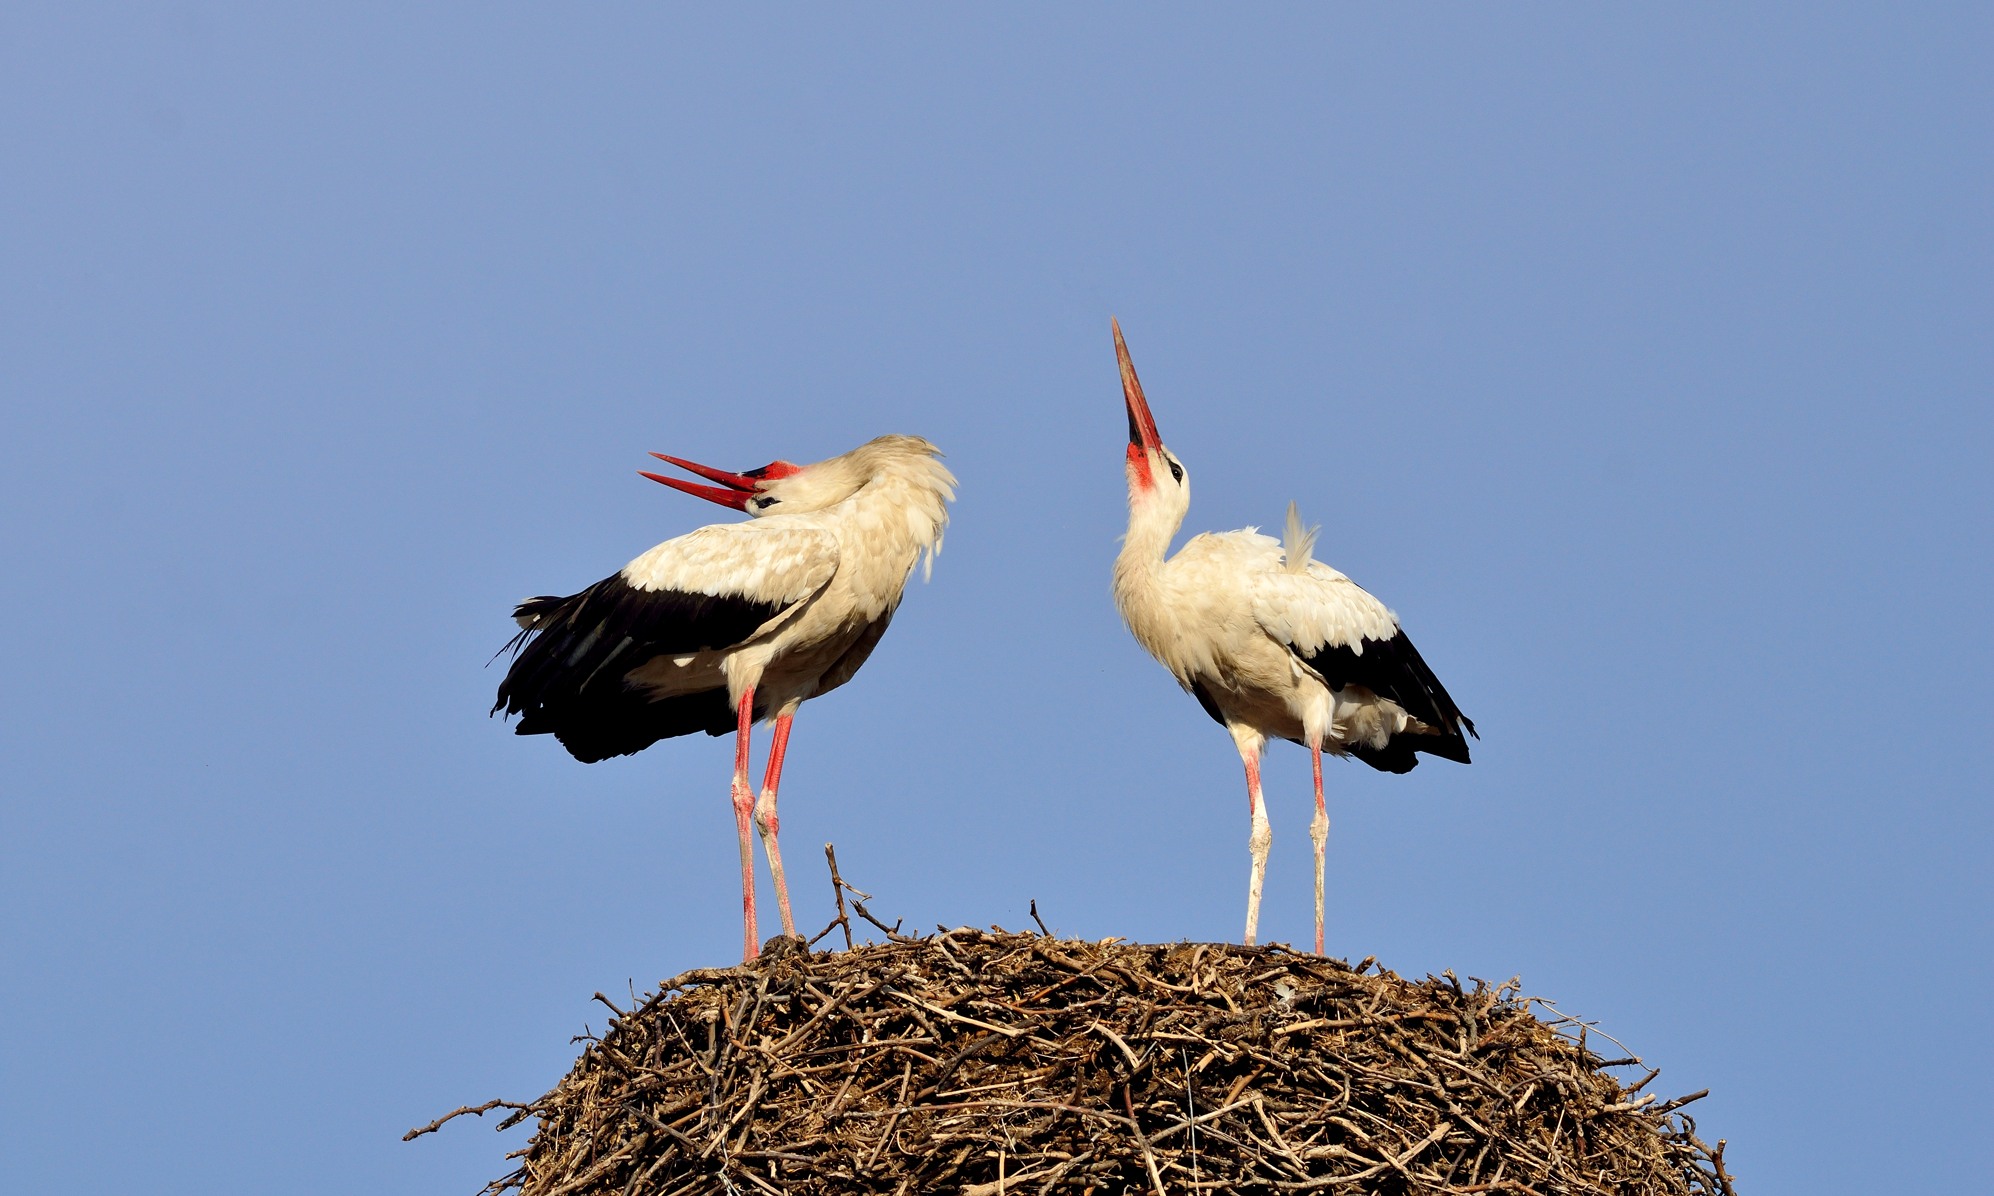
xmin=494 ymin=435 xmax=956 ymax=961
xmin=1108 ymin=320 xmax=1476 ymax=953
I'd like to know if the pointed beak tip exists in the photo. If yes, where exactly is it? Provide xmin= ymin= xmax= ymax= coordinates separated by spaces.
xmin=643 ymin=471 xmax=753 ymax=510
xmin=1112 ymin=323 xmax=1161 ymax=452
xmin=642 ymin=452 xmax=761 ymax=493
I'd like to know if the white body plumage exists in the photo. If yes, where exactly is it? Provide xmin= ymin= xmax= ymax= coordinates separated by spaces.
xmin=616 ymin=437 xmax=956 ymax=718
xmin=1115 ymin=506 xmax=1420 ymax=762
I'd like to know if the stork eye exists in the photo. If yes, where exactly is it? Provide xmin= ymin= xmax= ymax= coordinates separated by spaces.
xmin=1167 ymin=458 xmax=1184 ymax=483
xmin=752 ymin=496 xmax=781 ymax=510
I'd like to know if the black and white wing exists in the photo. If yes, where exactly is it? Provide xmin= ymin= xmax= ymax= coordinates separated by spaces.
xmin=493 ymin=524 xmax=838 ymax=762
xmin=1250 ymin=561 xmax=1476 ymax=774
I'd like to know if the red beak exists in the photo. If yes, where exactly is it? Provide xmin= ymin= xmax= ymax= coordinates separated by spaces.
xmin=640 ymin=453 xmax=758 ymax=510
xmin=1113 ymin=317 xmax=1163 ymax=455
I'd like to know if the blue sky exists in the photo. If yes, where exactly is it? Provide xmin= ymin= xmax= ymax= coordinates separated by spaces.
xmin=2 ymin=6 xmax=1988 ymax=1193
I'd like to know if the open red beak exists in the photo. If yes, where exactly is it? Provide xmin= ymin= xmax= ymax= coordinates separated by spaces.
xmin=640 ymin=453 xmax=759 ymax=510
xmin=1113 ymin=317 xmax=1164 ymax=454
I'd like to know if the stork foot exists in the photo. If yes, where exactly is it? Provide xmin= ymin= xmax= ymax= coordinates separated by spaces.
xmin=757 ymin=934 xmax=809 ymax=963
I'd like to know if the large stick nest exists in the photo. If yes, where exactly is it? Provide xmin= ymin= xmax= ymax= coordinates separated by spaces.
xmin=426 ymin=931 xmax=1735 ymax=1195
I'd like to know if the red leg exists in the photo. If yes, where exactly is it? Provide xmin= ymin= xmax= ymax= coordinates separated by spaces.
xmin=753 ymin=708 xmax=799 ymax=938
xmin=1310 ymin=744 xmax=1328 ymax=956
xmin=731 ymin=688 xmax=759 ymax=962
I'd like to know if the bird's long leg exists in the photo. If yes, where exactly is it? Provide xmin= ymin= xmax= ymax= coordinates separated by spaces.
xmin=1232 ymin=727 xmax=1272 ymax=946
xmin=753 ymin=703 xmax=800 ymax=940
xmin=731 ymin=688 xmax=760 ymax=962
xmin=1310 ymin=744 xmax=1328 ymax=956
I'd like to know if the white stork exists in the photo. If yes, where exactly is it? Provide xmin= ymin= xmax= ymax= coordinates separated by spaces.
xmin=1107 ymin=320 xmax=1475 ymax=954
xmin=494 ymin=435 xmax=956 ymax=961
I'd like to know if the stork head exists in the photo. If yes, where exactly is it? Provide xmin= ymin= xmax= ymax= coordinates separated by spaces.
xmin=640 ymin=454 xmax=805 ymax=516
xmin=1113 ymin=318 xmax=1190 ymax=519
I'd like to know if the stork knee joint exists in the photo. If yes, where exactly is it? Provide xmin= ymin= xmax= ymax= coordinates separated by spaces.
xmin=1248 ymin=821 xmax=1272 ymax=857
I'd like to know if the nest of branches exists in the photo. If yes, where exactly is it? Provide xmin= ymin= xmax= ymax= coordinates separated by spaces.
xmin=416 ymin=925 xmax=1734 ymax=1195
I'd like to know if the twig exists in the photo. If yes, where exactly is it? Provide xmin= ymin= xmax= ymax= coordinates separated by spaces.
xmin=820 ymin=843 xmax=856 ymax=952
xmin=402 ymin=1099 xmax=534 ymax=1141
xmin=1029 ymin=899 xmax=1051 ymax=937
xmin=1182 ymin=1047 xmax=1200 ymax=1186
xmin=853 ymin=898 xmax=916 ymax=943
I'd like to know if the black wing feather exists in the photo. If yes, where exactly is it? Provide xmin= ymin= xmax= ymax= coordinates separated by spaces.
xmin=492 ymin=573 xmax=786 ymax=763
xmin=535 ymin=687 xmax=749 ymax=764
xmin=1298 ymin=628 xmax=1476 ymax=772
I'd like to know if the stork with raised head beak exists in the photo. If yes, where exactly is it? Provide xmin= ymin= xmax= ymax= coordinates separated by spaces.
xmin=1107 ymin=320 xmax=1476 ymax=954
xmin=494 ymin=435 xmax=956 ymax=961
